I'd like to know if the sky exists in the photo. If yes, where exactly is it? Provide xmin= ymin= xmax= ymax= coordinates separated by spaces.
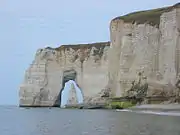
xmin=0 ymin=0 xmax=179 ymax=105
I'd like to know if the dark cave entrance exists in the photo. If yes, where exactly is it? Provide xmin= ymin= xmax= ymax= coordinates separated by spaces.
xmin=53 ymin=69 xmax=77 ymax=107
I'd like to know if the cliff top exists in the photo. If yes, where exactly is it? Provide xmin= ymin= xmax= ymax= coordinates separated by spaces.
xmin=48 ymin=41 xmax=110 ymax=51
xmin=112 ymin=3 xmax=180 ymax=27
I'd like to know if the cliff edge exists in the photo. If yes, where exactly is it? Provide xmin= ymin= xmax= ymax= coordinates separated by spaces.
xmin=19 ymin=42 xmax=110 ymax=107
xmin=19 ymin=3 xmax=180 ymax=107
xmin=108 ymin=3 xmax=180 ymax=97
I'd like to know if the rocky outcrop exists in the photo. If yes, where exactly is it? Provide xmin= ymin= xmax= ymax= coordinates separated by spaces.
xmin=19 ymin=3 xmax=180 ymax=107
xmin=19 ymin=42 xmax=110 ymax=107
xmin=108 ymin=3 xmax=180 ymax=97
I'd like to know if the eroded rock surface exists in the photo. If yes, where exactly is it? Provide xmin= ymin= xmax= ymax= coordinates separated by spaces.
xmin=19 ymin=42 xmax=110 ymax=106
xmin=19 ymin=3 xmax=180 ymax=107
xmin=108 ymin=3 xmax=180 ymax=98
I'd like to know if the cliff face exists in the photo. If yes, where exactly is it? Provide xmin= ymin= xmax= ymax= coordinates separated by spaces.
xmin=19 ymin=42 xmax=110 ymax=106
xmin=108 ymin=3 xmax=180 ymax=97
xmin=19 ymin=3 xmax=180 ymax=107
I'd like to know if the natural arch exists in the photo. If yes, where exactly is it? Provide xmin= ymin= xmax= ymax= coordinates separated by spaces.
xmin=53 ymin=69 xmax=83 ymax=107
xmin=61 ymin=80 xmax=83 ymax=107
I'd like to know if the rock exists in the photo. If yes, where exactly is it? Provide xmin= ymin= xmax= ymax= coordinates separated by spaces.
xmin=108 ymin=3 xmax=180 ymax=98
xmin=19 ymin=42 xmax=110 ymax=107
xmin=19 ymin=3 xmax=180 ymax=107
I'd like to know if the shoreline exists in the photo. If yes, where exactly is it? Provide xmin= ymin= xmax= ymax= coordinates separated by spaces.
xmin=114 ymin=104 xmax=180 ymax=116
xmin=129 ymin=104 xmax=180 ymax=111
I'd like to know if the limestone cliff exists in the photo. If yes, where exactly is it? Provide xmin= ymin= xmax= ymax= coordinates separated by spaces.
xmin=20 ymin=3 xmax=180 ymax=107
xmin=19 ymin=42 xmax=110 ymax=107
xmin=108 ymin=3 xmax=180 ymax=97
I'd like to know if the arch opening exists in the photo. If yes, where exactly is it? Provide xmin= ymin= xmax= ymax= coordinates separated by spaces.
xmin=60 ymin=80 xmax=83 ymax=108
xmin=56 ymin=69 xmax=83 ymax=108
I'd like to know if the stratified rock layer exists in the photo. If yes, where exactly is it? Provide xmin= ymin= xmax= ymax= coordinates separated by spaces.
xmin=108 ymin=3 xmax=180 ymax=97
xmin=19 ymin=42 xmax=110 ymax=106
xmin=20 ymin=3 xmax=180 ymax=107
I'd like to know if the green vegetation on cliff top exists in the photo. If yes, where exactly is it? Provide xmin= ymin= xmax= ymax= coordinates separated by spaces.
xmin=112 ymin=3 xmax=180 ymax=27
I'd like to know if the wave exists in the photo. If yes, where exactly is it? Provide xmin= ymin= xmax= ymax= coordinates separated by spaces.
xmin=116 ymin=109 xmax=180 ymax=116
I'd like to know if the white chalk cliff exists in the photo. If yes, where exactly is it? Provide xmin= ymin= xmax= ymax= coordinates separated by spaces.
xmin=108 ymin=3 xmax=180 ymax=97
xmin=19 ymin=42 xmax=110 ymax=106
xmin=19 ymin=3 xmax=180 ymax=107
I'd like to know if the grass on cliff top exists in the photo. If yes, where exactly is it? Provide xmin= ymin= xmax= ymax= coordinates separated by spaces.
xmin=112 ymin=3 xmax=180 ymax=27
xmin=52 ymin=41 xmax=110 ymax=51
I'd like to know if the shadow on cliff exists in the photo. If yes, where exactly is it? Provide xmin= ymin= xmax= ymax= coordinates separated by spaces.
xmin=53 ymin=82 xmax=65 ymax=107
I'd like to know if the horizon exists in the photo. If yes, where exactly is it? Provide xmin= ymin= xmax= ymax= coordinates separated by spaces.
xmin=0 ymin=0 xmax=179 ymax=105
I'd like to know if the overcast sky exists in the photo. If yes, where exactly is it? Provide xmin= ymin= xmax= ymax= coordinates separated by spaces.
xmin=0 ymin=0 xmax=179 ymax=105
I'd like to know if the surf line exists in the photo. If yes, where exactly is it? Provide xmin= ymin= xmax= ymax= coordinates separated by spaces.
xmin=116 ymin=109 xmax=180 ymax=116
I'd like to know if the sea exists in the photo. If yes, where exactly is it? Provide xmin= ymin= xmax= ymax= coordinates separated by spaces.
xmin=1 ymin=105 xmax=180 ymax=135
